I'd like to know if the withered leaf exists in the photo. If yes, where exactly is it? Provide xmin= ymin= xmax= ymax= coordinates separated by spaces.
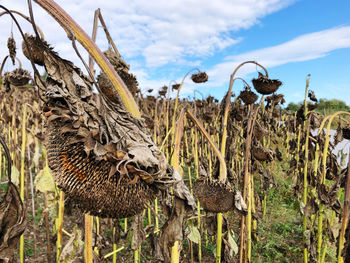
xmin=0 ymin=183 xmax=27 ymax=262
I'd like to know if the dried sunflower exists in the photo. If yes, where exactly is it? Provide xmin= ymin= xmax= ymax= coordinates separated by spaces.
xmin=7 ymin=36 xmax=16 ymax=65
xmin=191 ymin=71 xmax=208 ymax=83
xmin=238 ymin=86 xmax=258 ymax=104
xmin=252 ymin=72 xmax=282 ymax=95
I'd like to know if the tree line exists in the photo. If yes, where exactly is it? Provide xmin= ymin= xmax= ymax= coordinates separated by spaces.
xmin=285 ymin=98 xmax=350 ymax=115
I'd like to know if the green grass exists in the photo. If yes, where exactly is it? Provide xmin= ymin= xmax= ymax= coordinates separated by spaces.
xmin=252 ymin=156 xmax=303 ymax=263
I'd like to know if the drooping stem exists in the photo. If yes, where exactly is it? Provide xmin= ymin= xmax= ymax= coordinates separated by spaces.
xmin=170 ymin=68 xmax=200 ymax=146
xmin=19 ymin=103 xmax=27 ymax=263
xmin=338 ymin=154 xmax=350 ymax=262
xmin=316 ymin=111 xmax=350 ymax=262
xmin=186 ymin=109 xmax=227 ymax=181
xmin=34 ymin=0 xmax=141 ymax=118
xmin=239 ymin=95 xmax=265 ymax=263
xmin=170 ymin=108 xmax=186 ymax=263
xmin=302 ymin=76 xmax=311 ymax=263
xmin=220 ymin=61 xmax=268 ymax=181
xmin=88 ymin=8 xmax=128 ymax=73
xmin=0 ymin=56 xmax=22 ymax=77
xmin=0 ymin=9 xmax=45 ymax=39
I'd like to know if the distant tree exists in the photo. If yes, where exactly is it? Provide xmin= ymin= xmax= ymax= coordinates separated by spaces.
xmin=285 ymin=102 xmax=302 ymax=113
xmin=315 ymin=99 xmax=350 ymax=115
xmin=284 ymin=99 xmax=350 ymax=115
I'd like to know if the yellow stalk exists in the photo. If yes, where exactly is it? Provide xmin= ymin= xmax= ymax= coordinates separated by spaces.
xmin=338 ymin=156 xmax=350 ymax=263
xmin=154 ymin=198 xmax=159 ymax=233
xmin=296 ymin=125 xmax=302 ymax=175
xmin=218 ymin=63 xmax=266 ymax=263
xmin=171 ymin=108 xmax=227 ymax=262
xmin=85 ymin=214 xmax=93 ymax=263
xmin=34 ymin=0 xmax=141 ymax=118
xmin=185 ymin=110 xmax=227 ymax=179
xmin=220 ymin=62 xmax=268 ymax=179
xmin=251 ymin=175 xmax=258 ymax=241
xmin=170 ymin=68 xmax=200 ymax=146
xmin=159 ymin=127 xmax=174 ymax=152
xmin=148 ymin=203 xmax=152 ymax=226
xmin=0 ymin=150 xmax=2 ymax=180
xmin=302 ymin=76 xmax=310 ymax=263
xmin=112 ymin=226 xmax=117 ymax=263
xmin=124 ymin=218 xmax=128 ymax=233
xmin=152 ymin=108 xmax=160 ymax=234
xmin=193 ymin=117 xmax=202 ymax=262
xmin=94 ymin=217 xmax=100 ymax=255
xmin=104 ymin=246 xmax=125 ymax=259
xmin=19 ymin=103 xmax=27 ymax=263
xmin=134 ymin=248 xmax=139 ymax=263
xmin=170 ymin=108 xmax=186 ymax=262
xmin=183 ymin=120 xmax=193 ymax=193
xmin=262 ymin=195 xmax=267 ymax=220
xmin=316 ymin=111 xmax=350 ymax=263
xmin=171 ymin=242 xmax=180 ymax=263
xmin=185 ymin=110 xmax=227 ymax=263
xmin=247 ymin=175 xmax=252 ymax=261
xmin=56 ymin=191 xmax=65 ymax=262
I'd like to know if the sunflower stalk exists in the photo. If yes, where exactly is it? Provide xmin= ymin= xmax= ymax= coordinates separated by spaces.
xmin=302 ymin=76 xmax=310 ymax=263
xmin=19 ymin=103 xmax=26 ymax=263
xmin=317 ymin=111 xmax=350 ymax=263
xmin=56 ymin=191 xmax=65 ymax=262
xmin=338 ymin=156 xmax=350 ymax=263
xmin=34 ymin=0 xmax=141 ymax=119
xmin=84 ymin=214 xmax=93 ymax=263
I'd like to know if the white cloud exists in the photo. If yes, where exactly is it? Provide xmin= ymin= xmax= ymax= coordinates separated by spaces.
xmin=0 ymin=0 xmax=294 ymax=71
xmin=1 ymin=1 xmax=349 ymax=103
xmin=206 ymin=26 xmax=350 ymax=88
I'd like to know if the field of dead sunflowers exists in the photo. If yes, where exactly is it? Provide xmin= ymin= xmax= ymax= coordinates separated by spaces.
xmin=1 ymin=1 xmax=350 ymax=263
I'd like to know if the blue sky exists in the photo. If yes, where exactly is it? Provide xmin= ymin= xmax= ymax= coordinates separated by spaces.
xmin=1 ymin=0 xmax=350 ymax=105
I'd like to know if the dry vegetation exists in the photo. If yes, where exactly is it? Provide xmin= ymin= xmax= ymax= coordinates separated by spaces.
xmin=1 ymin=1 xmax=350 ymax=263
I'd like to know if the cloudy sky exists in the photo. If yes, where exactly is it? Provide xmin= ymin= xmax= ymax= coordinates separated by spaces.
xmin=1 ymin=0 xmax=350 ymax=105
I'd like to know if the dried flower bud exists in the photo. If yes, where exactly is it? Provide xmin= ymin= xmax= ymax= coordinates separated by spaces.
xmin=22 ymin=34 xmax=49 ymax=66
xmin=238 ymin=86 xmax=258 ymax=104
xmin=308 ymin=90 xmax=317 ymax=102
xmin=4 ymin=68 xmax=31 ymax=87
xmin=7 ymin=37 xmax=16 ymax=65
xmin=172 ymin=84 xmax=180 ymax=91
xmin=191 ymin=72 xmax=208 ymax=83
xmin=252 ymin=72 xmax=282 ymax=95
xmin=158 ymin=89 xmax=167 ymax=96
xmin=265 ymin=94 xmax=284 ymax=105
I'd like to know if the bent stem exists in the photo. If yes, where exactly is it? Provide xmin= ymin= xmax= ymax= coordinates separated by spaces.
xmin=185 ymin=109 xmax=227 ymax=263
xmin=317 ymin=111 xmax=350 ymax=262
xmin=34 ymin=0 xmax=141 ymax=118
xmin=220 ymin=61 xmax=268 ymax=180
xmin=170 ymin=68 xmax=201 ymax=145
xmin=338 ymin=153 xmax=350 ymax=263
xmin=0 ymin=9 xmax=45 ymax=39
xmin=170 ymin=108 xmax=186 ymax=262
xmin=185 ymin=109 xmax=226 ymax=180
xmin=19 ymin=104 xmax=27 ymax=263
xmin=302 ymin=76 xmax=310 ymax=263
